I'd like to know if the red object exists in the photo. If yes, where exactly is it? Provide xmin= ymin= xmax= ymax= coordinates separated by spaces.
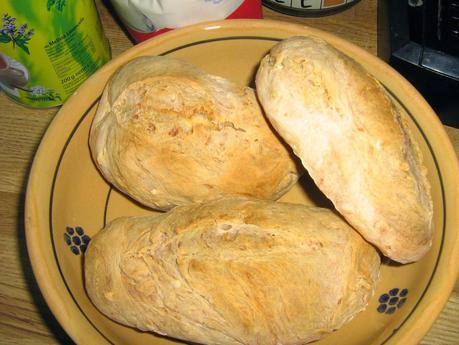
xmin=126 ymin=0 xmax=263 ymax=43
xmin=0 ymin=56 xmax=7 ymax=69
xmin=227 ymin=0 xmax=263 ymax=19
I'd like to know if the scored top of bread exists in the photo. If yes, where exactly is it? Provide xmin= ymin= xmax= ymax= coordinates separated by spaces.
xmin=85 ymin=198 xmax=380 ymax=345
xmin=90 ymin=56 xmax=300 ymax=211
xmin=256 ymin=36 xmax=433 ymax=263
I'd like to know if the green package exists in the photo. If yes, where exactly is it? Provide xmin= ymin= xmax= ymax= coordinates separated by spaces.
xmin=0 ymin=0 xmax=111 ymax=108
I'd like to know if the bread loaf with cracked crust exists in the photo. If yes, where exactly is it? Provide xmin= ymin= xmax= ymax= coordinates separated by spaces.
xmin=85 ymin=198 xmax=380 ymax=345
xmin=256 ymin=36 xmax=433 ymax=263
xmin=89 ymin=56 xmax=299 ymax=211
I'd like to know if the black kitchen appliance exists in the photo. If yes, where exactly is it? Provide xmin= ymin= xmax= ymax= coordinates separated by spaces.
xmin=386 ymin=0 xmax=459 ymax=127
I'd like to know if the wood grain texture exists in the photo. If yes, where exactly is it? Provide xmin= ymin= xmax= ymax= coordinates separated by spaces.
xmin=0 ymin=0 xmax=457 ymax=344
xmin=0 ymin=100 xmax=53 ymax=194
xmin=420 ymin=294 xmax=459 ymax=345
xmin=0 ymin=191 xmax=72 ymax=345
xmin=445 ymin=126 xmax=459 ymax=158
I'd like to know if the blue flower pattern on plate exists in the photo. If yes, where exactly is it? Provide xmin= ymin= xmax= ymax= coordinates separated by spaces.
xmin=64 ymin=226 xmax=90 ymax=255
xmin=377 ymin=288 xmax=408 ymax=314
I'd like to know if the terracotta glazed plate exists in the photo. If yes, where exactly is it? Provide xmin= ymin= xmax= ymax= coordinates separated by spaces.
xmin=25 ymin=19 xmax=459 ymax=345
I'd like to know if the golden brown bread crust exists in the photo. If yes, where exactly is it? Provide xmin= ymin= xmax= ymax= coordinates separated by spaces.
xmin=89 ymin=56 xmax=299 ymax=211
xmin=255 ymin=36 xmax=433 ymax=263
xmin=85 ymin=198 xmax=380 ymax=345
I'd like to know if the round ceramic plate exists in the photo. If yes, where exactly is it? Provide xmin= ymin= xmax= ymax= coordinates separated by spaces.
xmin=26 ymin=19 xmax=459 ymax=345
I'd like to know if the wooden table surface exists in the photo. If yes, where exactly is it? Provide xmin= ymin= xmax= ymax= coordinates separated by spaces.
xmin=0 ymin=1 xmax=458 ymax=344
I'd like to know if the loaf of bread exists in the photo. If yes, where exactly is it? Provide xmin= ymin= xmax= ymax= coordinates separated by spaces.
xmin=85 ymin=198 xmax=380 ymax=345
xmin=256 ymin=36 xmax=433 ymax=263
xmin=89 ymin=56 xmax=299 ymax=211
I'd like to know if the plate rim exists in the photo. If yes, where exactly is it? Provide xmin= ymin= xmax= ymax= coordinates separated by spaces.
xmin=25 ymin=18 xmax=459 ymax=345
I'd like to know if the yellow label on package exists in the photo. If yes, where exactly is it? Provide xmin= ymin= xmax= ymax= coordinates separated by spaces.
xmin=0 ymin=0 xmax=110 ymax=108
